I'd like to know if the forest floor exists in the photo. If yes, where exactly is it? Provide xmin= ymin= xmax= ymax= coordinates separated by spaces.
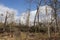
xmin=0 ymin=32 xmax=60 ymax=40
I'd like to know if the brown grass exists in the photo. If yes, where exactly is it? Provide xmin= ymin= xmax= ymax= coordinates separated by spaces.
xmin=0 ymin=32 xmax=60 ymax=40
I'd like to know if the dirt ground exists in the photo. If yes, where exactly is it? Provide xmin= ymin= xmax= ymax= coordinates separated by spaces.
xmin=0 ymin=32 xmax=60 ymax=40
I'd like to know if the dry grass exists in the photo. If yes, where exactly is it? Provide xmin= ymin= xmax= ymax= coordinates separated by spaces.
xmin=0 ymin=32 xmax=60 ymax=40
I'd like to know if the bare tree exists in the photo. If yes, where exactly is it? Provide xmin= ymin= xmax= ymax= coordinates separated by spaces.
xmin=0 ymin=14 xmax=3 ymax=23
xmin=26 ymin=9 xmax=30 ymax=26
xmin=51 ymin=0 xmax=58 ymax=37
xmin=34 ymin=0 xmax=42 ymax=26
xmin=49 ymin=0 xmax=59 ymax=39
xmin=4 ymin=11 xmax=8 ymax=28
xmin=25 ymin=0 xmax=33 ymax=40
xmin=3 ymin=11 xmax=15 ymax=34
xmin=44 ymin=0 xmax=51 ymax=39
xmin=0 ymin=14 xmax=4 ymax=27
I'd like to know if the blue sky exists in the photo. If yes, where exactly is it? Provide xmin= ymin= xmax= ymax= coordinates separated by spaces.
xmin=0 ymin=0 xmax=37 ymax=16
xmin=0 ymin=0 xmax=60 ymax=24
xmin=0 ymin=0 xmax=60 ymax=16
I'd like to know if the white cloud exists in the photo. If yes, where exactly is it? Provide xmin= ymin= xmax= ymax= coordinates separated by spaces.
xmin=20 ymin=5 xmax=55 ymax=26
xmin=0 ymin=4 xmax=18 ymax=23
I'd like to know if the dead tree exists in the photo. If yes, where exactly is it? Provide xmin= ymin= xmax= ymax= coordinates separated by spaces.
xmin=34 ymin=0 xmax=42 ymax=26
xmin=49 ymin=0 xmax=58 ymax=39
xmin=0 ymin=14 xmax=3 ymax=23
xmin=26 ymin=9 xmax=30 ymax=26
xmin=44 ymin=0 xmax=51 ymax=39
xmin=25 ymin=0 xmax=32 ymax=40
xmin=52 ymin=0 xmax=58 ymax=37
xmin=33 ymin=0 xmax=43 ymax=40
xmin=3 ymin=11 xmax=8 ymax=31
